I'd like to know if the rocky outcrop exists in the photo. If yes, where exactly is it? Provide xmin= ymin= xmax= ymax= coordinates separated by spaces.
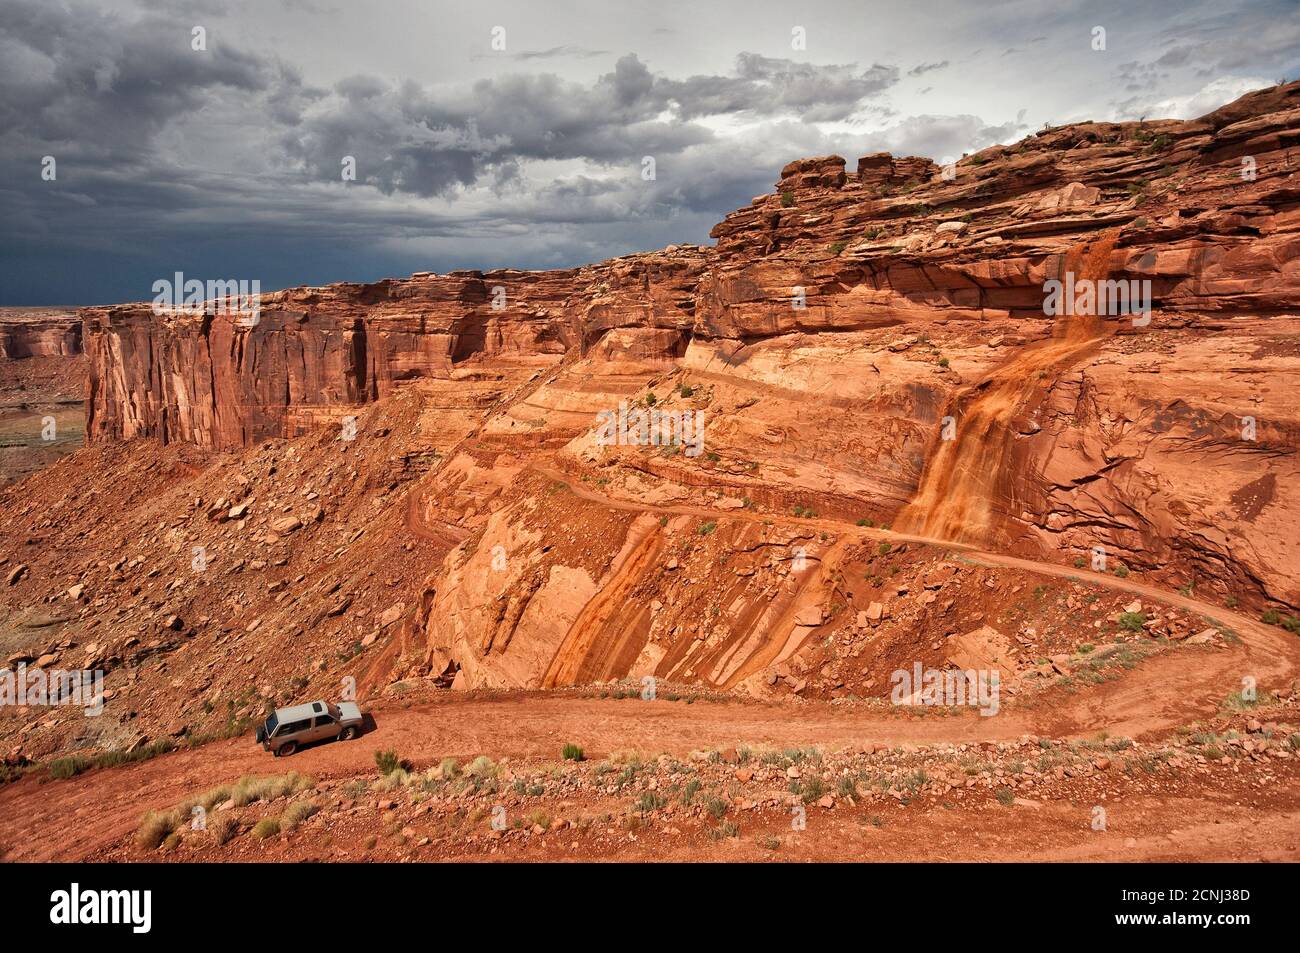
xmin=82 ymin=250 xmax=706 ymax=448
xmin=0 ymin=308 xmax=82 ymax=359
xmin=75 ymin=81 xmax=1300 ymax=612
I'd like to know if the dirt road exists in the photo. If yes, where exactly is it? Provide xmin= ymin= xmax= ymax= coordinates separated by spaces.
xmin=530 ymin=462 xmax=1279 ymax=642
xmin=2 ymin=608 xmax=1296 ymax=864
xmin=3 ymin=457 xmax=1294 ymax=862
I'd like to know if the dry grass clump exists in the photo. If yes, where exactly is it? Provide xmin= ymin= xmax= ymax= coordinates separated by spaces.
xmin=210 ymin=814 xmax=239 ymax=846
xmin=376 ymin=768 xmax=410 ymax=791
xmin=231 ymin=772 xmax=313 ymax=807
xmin=136 ymin=808 xmax=185 ymax=850
xmin=135 ymin=772 xmax=313 ymax=850
xmin=282 ymin=800 xmax=319 ymax=831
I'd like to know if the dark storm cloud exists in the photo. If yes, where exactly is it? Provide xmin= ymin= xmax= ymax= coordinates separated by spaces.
xmin=0 ymin=0 xmax=286 ymax=161
xmin=659 ymin=53 xmax=898 ymax=122
xmin=0 ymin=0 xmax=1284 ymax=305
xmin=277 ymin=52 xmax=900 ymax=198
xmin=1147 ymin=2 xmax=1299 ymax=76
xmin=0 ymin=2 xmax=914 ymax=302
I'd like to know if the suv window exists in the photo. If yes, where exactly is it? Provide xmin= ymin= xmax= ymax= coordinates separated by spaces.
xmin=313 ymin=715 xmax=334 ymax=729
xmin=279 ymin=719 xmax=309 ymax=736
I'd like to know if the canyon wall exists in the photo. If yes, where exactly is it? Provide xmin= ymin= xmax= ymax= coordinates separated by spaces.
xmin=76 ymin=82 xmax=1300 ymax=610
xmin=0 ymin=309 xmax=82 ymax=359
xmin=81 ymin=252 xmax=705 ymax=448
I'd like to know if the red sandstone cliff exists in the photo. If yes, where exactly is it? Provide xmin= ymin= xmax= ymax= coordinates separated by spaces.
xmin=81 ymin=252 xmax=705 ymax=448
xmin=0 ymin=308 xmax=82 ymax=359
xmin=75 ymin=82 xmax=1300 ymax=617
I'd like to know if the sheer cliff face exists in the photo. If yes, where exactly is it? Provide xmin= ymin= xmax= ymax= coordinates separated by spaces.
xmin=79 ymin=82 xmax=1300 ymax=611
xmin=0 ymin=309 xmax=82 ymax=359
xmin=81 ymin=253 xmax=706 ymax=448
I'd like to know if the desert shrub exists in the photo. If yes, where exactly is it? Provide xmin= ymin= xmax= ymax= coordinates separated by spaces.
xmin=995 ymin=787 xmax=1014 ymax=806
xmin=1118 ymin=611 xmax=1146 ymax=632
xmin=562 ymin=743 xmax=584 ymax=762
xmin=198 ymin=784 xmax=233 ymax=811
xmin=252 ymin=817 xmax=281 ymax=839
xmin=137 ymin=774 xmax=309 ymax=851
xmin=374 ymin=750 xmax=401 ymax=774
xmin=136 ymin=809 xmax=183 ymax=850
xmin=92 ymin=739 xmax=176 ymax=769
xmin=1223 ymin=689 xmax=1272 ymax=711
xmin=637 ymin=791 xmax=668 ymax=813
xmin=282 ymin=800 xmax=319 ymax=831
xmin=780 ymin=190 xmax=794 ymax=207
xmin=46 ymin=756 xmax=92 ymax=781
xmin=465 ymin=755 xmax=497 ymax=778
xmin=211 ymin=814 xmax=238 ymax=846
xmin=376 ymin=768 xmax=410 ymax=791
xmin=45 ymin=739 xmax=180 ymax=780
xmin=710 ymin=820 xmax=740 ymax=839
xmin=799 ymin=776 xmax=827 ymax=804
xmin=231 ymin=772 xmax=312 ymax=807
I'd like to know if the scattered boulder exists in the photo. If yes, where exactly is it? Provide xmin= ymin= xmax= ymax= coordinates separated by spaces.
xmin=271 ymin=515 xmax=302 ymax=535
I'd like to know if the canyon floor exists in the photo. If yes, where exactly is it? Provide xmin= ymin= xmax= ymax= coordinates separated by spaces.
xmin=2 ymin=83 xmax=1299 ymax=862
xmin=0 ymin=373 xmax=1296 ymax=862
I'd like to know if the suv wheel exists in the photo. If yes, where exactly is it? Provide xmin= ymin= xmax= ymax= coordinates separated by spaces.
xmin=340 ymin=726 xmax=358 ymax=741
xmin=276 ymin=741 xmax=298 ymax=757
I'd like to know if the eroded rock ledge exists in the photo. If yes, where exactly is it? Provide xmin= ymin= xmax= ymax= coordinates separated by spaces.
xmin=77 ymin=82 xmax=1300 ymax=611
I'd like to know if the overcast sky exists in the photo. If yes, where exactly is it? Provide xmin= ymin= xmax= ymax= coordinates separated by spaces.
xmin=1 ymin=0 xmax=1296 ymax=305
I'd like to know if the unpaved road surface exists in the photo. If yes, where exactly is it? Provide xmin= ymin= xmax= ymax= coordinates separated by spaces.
xmin=3 ymin=463 xmax=1295 ymax=863
xmin=3 ymin=600 xmax=1298 ymax=863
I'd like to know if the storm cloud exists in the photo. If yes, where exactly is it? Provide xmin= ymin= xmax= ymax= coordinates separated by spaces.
xmin=0 ymin=0 xmax=1292 ymax=304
